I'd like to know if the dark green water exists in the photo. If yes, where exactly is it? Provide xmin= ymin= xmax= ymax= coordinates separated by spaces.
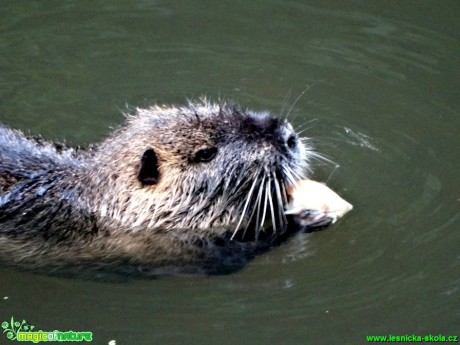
xmin=0 ymin=1 xmax=458 ymax=344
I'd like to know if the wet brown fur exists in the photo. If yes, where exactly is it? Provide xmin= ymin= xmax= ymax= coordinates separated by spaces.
xmin=0 ymin=99 xmax=311 ymax=276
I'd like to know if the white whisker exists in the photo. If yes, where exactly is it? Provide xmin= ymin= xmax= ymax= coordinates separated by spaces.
xmin=253 ymin=174 xmax=266 ymax=234
xmin=283 ymin=167 xmax=300 ymax=188
xmin=280 ymin=89 xmax=292 ymax=120
xmin=294 ymin=118 xmax=318 ymax=133
xmin=256 ymin=182 xmax=269 ymax=241
xmin=285 ymin=84 xmax=316 ymax=121
xmin=231 ymin=175 xmax=259 ymax=240
xmin=267 ymin=178 xmax=277 ymax=233
xmin=241 ymin=174 xmax=266 ymax=240
xmin=305 ymin=149 xmax=339 ymax=167
xmin=272 ymin=171 xmax=287 ymax=229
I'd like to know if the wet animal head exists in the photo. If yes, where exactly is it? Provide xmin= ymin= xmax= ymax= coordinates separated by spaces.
xmin=92 ymin=99 xmax=312 ymax=240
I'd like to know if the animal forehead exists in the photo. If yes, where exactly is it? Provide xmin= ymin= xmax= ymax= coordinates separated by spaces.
xmin=141 ymin=104 xmax=288 ymax=144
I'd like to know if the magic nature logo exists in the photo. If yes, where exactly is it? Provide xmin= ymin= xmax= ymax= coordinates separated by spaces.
xmin=2 ymin=317 xmax=93 ymax=343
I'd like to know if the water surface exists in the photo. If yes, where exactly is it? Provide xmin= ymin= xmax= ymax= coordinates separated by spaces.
xmin=0 ymin=1 xmax=458 ymax=344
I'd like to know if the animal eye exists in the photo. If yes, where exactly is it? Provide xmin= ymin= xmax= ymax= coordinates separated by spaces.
xmin=194 ymin=147 xmax=217 ymax=163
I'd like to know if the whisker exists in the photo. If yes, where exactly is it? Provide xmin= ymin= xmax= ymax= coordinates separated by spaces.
xmin=253 ymin=174 xmax=266 ymax=236
xmin=286 ymin=155 xmax=309 ymax=178
xmin=281 ymin=179 xmax=289 ymax=204
xmin=324 ymin=164 xmax=341 ymax=183
xmin=289 ymin=165 xmax=305 ymax=181
xmin=280 ymin=89 xmax=292 ymax=120
xmin=296 ymin=127 xmax=312 ymax=137
xmin=272 ymin=171 xmax=287 ymax=230
xmin=256 ymin=181 xmax=269 ymax=241
xmin=285 ymin=84 xmax=315 ymax=121
xmin=283 ymin=167 xmax=300 ymax=188
xmin=241 ymin=174 xmax=266 ymax=240
xmin=231 ymin=174 xmax=259 ymax=240
xmin=294 ymin=118 xmax=318 ymax=133
xmin=305 ymin=149 xmax=339 ymax=168
xmin=267 ymin=177 xmax=277 ymax=234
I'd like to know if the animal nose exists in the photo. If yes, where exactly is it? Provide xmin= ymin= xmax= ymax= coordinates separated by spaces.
xmin=246 ymin=114 xmax=299 ymax=153
xmin=286 ymin=133 xmax=298 ymax=151
xmin=281 ymin=122 xmax=298 ymax=152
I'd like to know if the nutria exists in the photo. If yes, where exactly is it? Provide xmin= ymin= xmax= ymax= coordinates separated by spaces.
xmin=0 ymin=99 xmax=315 ymax=276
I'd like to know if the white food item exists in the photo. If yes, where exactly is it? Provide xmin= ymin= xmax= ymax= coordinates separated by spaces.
xmin=285 ymin=180 xmax=353 ymax=227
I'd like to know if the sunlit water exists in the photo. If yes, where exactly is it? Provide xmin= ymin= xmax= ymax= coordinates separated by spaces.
xmin=0 ymin=1 xmax=458 ymax=344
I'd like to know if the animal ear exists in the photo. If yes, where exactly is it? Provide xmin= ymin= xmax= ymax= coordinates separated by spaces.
xmin=138 ymin=149 xmax=160 ymax=185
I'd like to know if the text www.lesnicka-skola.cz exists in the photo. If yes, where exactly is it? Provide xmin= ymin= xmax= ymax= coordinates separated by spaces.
xmin=366 ymin=334 xmax=458 ymax=343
